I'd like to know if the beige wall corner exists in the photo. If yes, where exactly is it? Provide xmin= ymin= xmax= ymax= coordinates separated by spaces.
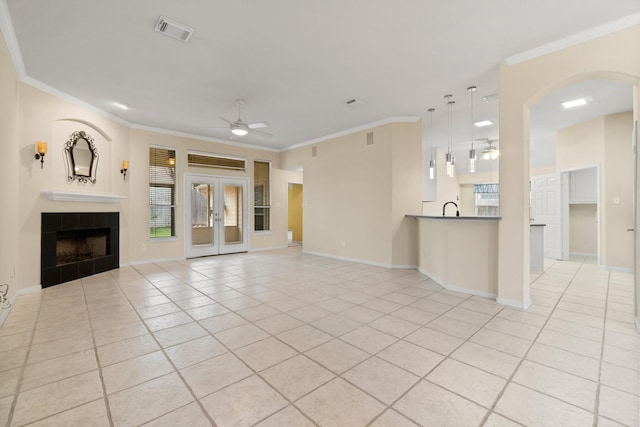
xmin=0 ymin=30 xmax=20 ymax=309
xmin=280 ymin=119 xmax=422 ymax=267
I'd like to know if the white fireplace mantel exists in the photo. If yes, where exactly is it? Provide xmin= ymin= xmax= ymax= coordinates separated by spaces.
xmin=42 ymin=191 xmax=127 ymax=203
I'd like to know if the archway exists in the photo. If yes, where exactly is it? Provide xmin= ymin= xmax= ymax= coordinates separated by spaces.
xmin=495 ymin=24 xmax=640 ymax=317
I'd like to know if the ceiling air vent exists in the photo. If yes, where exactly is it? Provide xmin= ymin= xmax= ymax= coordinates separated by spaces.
xmin=346 ymin=98 xmax=366 ymax=107
xmin=155 ymin=16 xmax=194 ymax=42
xmin=187 ymin=151 xmax=246 ymax=171
xmin=482 ymin=93 xmax=499 ymax=104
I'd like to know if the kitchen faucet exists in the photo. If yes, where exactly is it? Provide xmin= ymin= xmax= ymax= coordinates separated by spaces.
xmin=442 ymin=201 xmax=460 ymax=217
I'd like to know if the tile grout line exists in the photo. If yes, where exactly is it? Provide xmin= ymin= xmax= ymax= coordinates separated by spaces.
xmin=131 ymin=260 xmax=331 ymax=426
xmin=592 ymin=269 xmax=611 ymax=426
xmin=81 ymin=277 xmax=115 ymax=427
xmin=479 ymin=256 xmax=588 ymax=426
xmin=364 ymin=293 xmax=510 ymax=427
xmin=126 ymin=264 xmax=220 ymax=427
xmin=7 ymin=251 xmax=628 ymax=426
xmin=154 ymin=261 xmax=518 ymax=426
xmin=5 ymin=293 xmax=43 ymax=427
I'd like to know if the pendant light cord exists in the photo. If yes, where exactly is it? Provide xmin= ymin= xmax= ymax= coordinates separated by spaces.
xmin=428 ymin=108 xmax=435 ymax=161
xmin=444 ymin=94 xmax=453 ymax=155
xmin=468 ymin=86 xmax=476 ymax=150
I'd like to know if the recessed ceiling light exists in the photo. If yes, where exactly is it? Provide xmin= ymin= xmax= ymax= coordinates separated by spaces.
xmin=562 ymin=98 xmax=588 ymax=109
xmin=474 ymin=120 xmax=493 ymax=127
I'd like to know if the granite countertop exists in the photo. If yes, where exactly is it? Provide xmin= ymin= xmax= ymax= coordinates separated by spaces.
xmin=406 ymin=215 xmax=501 ymax=221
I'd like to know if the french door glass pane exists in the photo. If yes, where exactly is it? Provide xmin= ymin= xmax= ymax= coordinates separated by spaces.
xmin=224 ymin=184 xmax=243 ymax=244
xmin=191 ymin=183 xmax=214 ymax=245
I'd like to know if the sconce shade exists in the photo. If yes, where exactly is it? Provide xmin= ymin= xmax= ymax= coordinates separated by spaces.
xmin=36 ymin=141 xmax=47 ymax=154
xmin=121 ymin=160 xmax=129 ymax=180
xmin=35 ymin=141 xmax=47 ymax=168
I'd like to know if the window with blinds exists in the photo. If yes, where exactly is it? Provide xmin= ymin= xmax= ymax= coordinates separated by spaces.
xmin=254 ymin=160 xmax=271 ymax=231
xmin=187 ymin=151 xmax=246 ymax=170
xmin=149 ymin=147 xmax=176 ymax=238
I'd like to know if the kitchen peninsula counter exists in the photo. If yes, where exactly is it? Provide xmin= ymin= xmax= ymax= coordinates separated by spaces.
xmin=408 ymin=215 xmax=500 ymax=298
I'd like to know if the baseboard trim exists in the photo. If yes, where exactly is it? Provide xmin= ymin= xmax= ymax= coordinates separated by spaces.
xmin=599 ymin=265 xmax=633 ymax=273
xmin=570 ymin=252 xmax=597 ymax=257
xmin=127 ymin=256 xmax=185 ymax=266
xmin=496 ymin=297 xmax=532 ymax=310
xmin=302 ymin=249 xmax=417 ymax=270
xmin=0 ymin=285 xmax=42 ymax=327
xmin=250 ymin=245 xmax=289 ymax=252
xmin=417 ymin=267 xmax=498 ymax=300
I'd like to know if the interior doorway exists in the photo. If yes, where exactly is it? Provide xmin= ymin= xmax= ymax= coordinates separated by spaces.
xmin=185 ymin=174 xmax=248 ymax=258
xmin=561 ymin=166 xmax=599 ymax=262
xmin=288 ymin=183 xmax=303 ymax=246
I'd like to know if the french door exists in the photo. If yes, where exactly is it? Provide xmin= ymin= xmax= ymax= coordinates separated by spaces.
xmin=185 ymin=175 xmax=248 ymax=258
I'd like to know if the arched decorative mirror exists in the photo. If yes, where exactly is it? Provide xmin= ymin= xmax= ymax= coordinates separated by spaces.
xmin=64 ymin=131 xmax=99 ymax=183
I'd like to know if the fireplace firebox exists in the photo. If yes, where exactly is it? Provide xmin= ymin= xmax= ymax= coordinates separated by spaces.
xmin=41 ymin=212 xmax=119 ymax=287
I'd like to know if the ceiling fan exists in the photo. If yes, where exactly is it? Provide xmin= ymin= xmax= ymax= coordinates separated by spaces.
xmin=476 ymin=138 xmax=500 ymax=160
xmin=217 ymin=99 xmax=272 ymax=137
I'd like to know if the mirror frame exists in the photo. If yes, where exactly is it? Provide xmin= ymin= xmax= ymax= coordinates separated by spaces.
xmin=63 ymin=131 xmax=99 ymax=183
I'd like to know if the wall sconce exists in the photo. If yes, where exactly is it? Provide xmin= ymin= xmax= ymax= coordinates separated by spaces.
xmin=35 ymin=141 xmax=47 ymax=169
xmin=120 ymin=160 xmax=128 ymax=180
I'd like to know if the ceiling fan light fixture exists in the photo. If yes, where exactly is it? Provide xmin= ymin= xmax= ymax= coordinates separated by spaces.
xmin=231 ymin=124 xmax=249 ymax=136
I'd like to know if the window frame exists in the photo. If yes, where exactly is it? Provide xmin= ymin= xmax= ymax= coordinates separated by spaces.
xmin=253 ymin=160 xmax=272 ymax=233
xmin=149 ymin=145 xmax=178 ymax=240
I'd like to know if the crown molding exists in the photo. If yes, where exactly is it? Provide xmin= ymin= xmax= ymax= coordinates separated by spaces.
xmin=285 ymin=116 xmax=421 ymax=151
xmin=0 ymin=0 xmax=25 ymax=76
xmin=504 ymin=12 xmax=640 ymax=66
xmin=129 ymin=124 xmax=281 ymax=153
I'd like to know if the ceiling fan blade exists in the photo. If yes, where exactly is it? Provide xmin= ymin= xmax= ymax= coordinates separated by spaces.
xmin=248 ymin=121 xmax=269 ymax=129
xmin=218 ymin=116 xmax=233 ymax=124
xmin=249 ymin=129 xmax=273 ymax=137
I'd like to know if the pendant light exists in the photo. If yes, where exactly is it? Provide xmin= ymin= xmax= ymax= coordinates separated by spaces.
xmin=445 ymin=94 xmax=455 ymax=178
xmin=427 ymin=108 xmax=436 ymax=180
xmin=467 ymin=86 xmax=477 ymax=173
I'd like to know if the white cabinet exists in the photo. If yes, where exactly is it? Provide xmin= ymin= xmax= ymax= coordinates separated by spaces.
xmin=530 ymin=224 xmax=545 ymax=272
xmin=569 ymin=167 xmax=597 ymax=204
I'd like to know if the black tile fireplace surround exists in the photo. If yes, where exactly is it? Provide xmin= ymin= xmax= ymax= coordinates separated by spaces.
xmin=41 ymin=212 xmax=119 ymax=287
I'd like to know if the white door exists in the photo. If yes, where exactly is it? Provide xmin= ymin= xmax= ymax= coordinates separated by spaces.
xmin=185 ymin=175 xmax=248 ymax=258
xmin=531 ymin=173 xmax=562 ymax=259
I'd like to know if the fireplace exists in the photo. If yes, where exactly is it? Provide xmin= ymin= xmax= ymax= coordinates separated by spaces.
xmin=41 ymin=212 xmax=119 ymax=287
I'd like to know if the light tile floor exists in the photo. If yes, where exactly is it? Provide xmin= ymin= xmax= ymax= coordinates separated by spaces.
xmin=0 ymin=248 xmax=638 ymax=426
